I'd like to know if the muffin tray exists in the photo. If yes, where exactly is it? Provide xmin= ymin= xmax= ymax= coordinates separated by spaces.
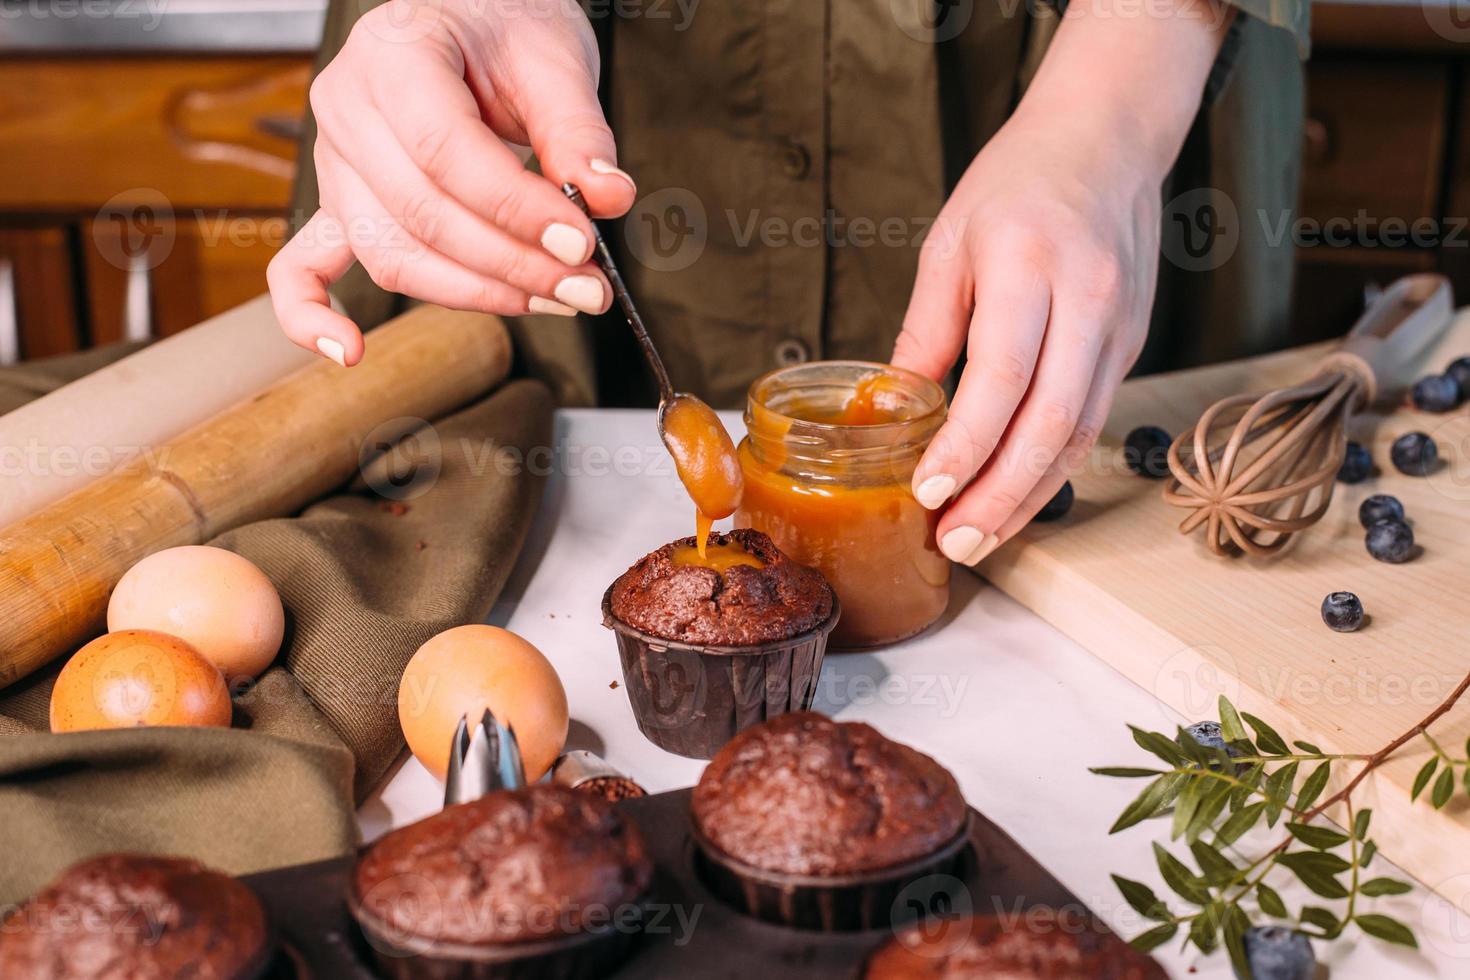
xmin=244 ymin=788 xmax=1089 ymax=979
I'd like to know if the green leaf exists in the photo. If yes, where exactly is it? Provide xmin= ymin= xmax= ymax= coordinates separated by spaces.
xmin=1279 ymin=851 xmax=1350 ymax=899
xmin=1263 ymin=761 xmax=1299 ymax=826
xmin=1360 ymin=840 xmax=1377 ymax=868
xmin=1353 ymin=808 xmax=1371 ymax=840
xmin=1293 ymin=740 xmax=1323 ymax=754
xmin=1355 ymin=913 xmax=1419 ymax=948
xmin=1188 ymin=903 xmax=1223 ymax=954
xmin=1287 ymin=821 xmax=1351 ymax=850
xmin=1091 ymin=767 xmax=1164 ymax=778
xmin=1171 ymin=775 xmax=1204 ymax=841
xmin=1257 ymin=882 xmax=1288 ymax=918
xmin=1129 ymin=922 xmax=1179 ymax=953
xmin=1242 ymin=713 xmax=1290 ymax=755
xmin=1153 ymin=842 xmax=1213 ymax=905
xmin=1359 ymin=877 xmax=1414 ymax=897
xmin=1132 ymin=726 xmax=1189 ymax=766
xmin=1110 ymin=773 xmax=1184 ymax=834
xmin=1296 ymin=761 xmax=1332 ymax=813
xmin=1111 ymin=874 xmax=1172 ymax=922
xmin=1229 ymin=763 xmax=1265 ymax=812
xmin=1184 ymin=779 xmax=1233 ymax=843
xmin=1300 ymin=905 xmax=1342 ymax=937
xmin=1190 ymin=839 xmax=1238 ymax=887
xmin=1432 ymin=768 xmax=1455 ymax=809
xmin=1223 ymin=906 xmax=1252 ymax=979
xmin=1411 ymin=757 xmax=1438 ymax=801
xmin=1218 ymin=696 xmax=1249 ymax=743
xmin=1216 ymin=802 xmax=1265 ymax=847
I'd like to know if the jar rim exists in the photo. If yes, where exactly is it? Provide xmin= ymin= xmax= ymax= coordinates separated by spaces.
xmin=745 ymin=360 xmax=946 ymax=434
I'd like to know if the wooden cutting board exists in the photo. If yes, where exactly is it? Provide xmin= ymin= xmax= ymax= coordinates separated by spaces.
xmin=984 ymin=310 xmax=1470 ymax=905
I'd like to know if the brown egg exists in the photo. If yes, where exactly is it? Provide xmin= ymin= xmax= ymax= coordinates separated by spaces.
xmin=398 ymin=625 xmax=569 ymax=782
xmin=50 ymin=630 xmax=232 ymax=732
xmin=108 ymin=545 xmax=285 ymax=683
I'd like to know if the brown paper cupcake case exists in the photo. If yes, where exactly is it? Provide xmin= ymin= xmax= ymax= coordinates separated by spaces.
xmin=348 ymin=890 xmax=648 ymax=980
xmin=689 ymin=813 xmax=975 ymax=932
xmin=601 ymin=587 xmax=841 ymax=759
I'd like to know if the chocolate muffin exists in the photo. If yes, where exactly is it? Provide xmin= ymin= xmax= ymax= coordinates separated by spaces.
xmin=603 ymin=530 xmax=841 ymax=759
xmin=609 ymin=528 xmax=834 ymax=645
xmin=693 ymin=711 xmax=967 ymax=875
xmin=689 ymin=712 xmax=971 ymax=930
xmin=0 ymin=854 xmax=272 ymax=980
xmin=350 ymin=785 xmax=652 ymax=978
xmin=863 ymin=910 xmax=1166 ymax=979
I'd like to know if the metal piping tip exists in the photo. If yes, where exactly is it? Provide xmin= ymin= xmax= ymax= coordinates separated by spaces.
xmin=442 ymin=707 xmax=527 ymax=808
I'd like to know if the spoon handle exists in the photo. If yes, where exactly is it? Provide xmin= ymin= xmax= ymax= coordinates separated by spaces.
xmin=562 ymin=183 xmax=676 ymax=404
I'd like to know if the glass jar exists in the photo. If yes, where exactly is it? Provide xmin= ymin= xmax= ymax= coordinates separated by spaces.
xmin=736 ymin=361 xmax=949 ymax=648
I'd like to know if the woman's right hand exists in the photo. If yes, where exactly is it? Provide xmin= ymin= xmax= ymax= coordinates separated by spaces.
xmin=268 ymin=0 xmax=634 ymax=366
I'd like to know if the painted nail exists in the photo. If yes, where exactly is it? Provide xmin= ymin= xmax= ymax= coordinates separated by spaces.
xmin=315 ymin=337 xmax=347 ymax=367
xmin=590 ymin=158 xmax=636 ymax=192
xmin=541 ymin=222 xmax=590 ymax=265
xmin=554 ymin=275 xmax=607 ymax=314
xmin=529 ymin=296 xmax=578 ymax=317
xmin=913 ymin=474 xmax=957 ymax=510
xmin=940 ymin=527 xmax=1000 ymax=566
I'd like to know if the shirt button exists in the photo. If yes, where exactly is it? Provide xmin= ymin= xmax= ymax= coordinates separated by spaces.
xmin=780 ymin=141 xmax=811 ymax=179
xmin=774 ymin=338 xmax=810 ymax=366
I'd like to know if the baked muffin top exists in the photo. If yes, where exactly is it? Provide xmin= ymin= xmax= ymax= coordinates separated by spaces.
xmin=608 ymin=529 xmax=834 ymax=646
xmin=352 ymin=785 xmax=652 ymax=946
xmin=692 ymin=711 xmax=967 ymax=875
xmin=863 ymin=910 xmax=1166 ymax=979
xmin=0 ymin=854 xmax=271 ymax=980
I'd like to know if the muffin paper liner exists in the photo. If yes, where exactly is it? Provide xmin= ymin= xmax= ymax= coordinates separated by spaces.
xmin=348 ymin=891 xmax=647 ymax=980
xmin=602 ymin=587 xmax=840 ymax=760
xmin=689 ymin=814 xmax=975 ymax=932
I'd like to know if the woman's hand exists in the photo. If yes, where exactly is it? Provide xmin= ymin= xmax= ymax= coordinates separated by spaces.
xmin=891 ymin=0 xmax=1233 ymax=566
xmin=268 ymin=0 xmax=635 ymax=367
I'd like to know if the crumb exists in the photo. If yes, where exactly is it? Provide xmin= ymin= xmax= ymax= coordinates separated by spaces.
xmin=380 ymin=501 xmax=411 ymax=517
xmin=416 ymin=540 xmax=428 ymax=551
xmin=548 ymin=613 xmax=556 ymax=619
xmin=609 ymin=680 xmax=619 ymax=690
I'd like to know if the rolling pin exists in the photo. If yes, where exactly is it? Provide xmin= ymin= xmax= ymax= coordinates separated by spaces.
xmin=0 ymin=304 xmax=512 ymax=688
xmin=0 ymin=295 xmax=313 ymax=530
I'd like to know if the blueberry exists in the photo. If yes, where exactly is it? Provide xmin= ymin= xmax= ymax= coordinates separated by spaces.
xmin=1358 ymin=494 xmax=1404 ymax=529
xmin=1447 ymin=356 xmax=1470 ymax=397
xmin=1124 ymin=425 xmax=1172 ymax=479
xmin=1337 ymin=441 xmax=1373 ymax=484
xmin=1184 ymin=721 xmax=1229 ymax=752
xmin=1033 ymin=481 xmax=1074 ymax=522
xmin=1366 ymin=519 xmax=1415 ymax=564
xmin=1321 ymin=591 xmax=1364 ymax=632
xmin=1411 ymin=374 xmax=1461 ymax=413
xmin=1239 ymin=926 xmax=1315 ymax=980
xmin=1391 ymin=431 xmax=1438 ymax=476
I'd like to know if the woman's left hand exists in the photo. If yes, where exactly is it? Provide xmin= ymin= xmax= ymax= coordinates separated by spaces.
xmin=890 ymin=0 xmax=1231 ymax=567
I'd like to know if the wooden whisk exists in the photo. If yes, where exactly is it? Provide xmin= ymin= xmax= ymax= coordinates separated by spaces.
xmin=1164 ymin=274 xmax=1453 ymax=557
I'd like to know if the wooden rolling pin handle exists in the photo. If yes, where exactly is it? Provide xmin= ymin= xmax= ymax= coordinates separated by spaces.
xmin=1324 ymin=273 xmax=1454 ymax=402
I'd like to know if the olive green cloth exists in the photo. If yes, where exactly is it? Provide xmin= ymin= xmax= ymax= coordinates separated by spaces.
xmin=0 ymin=347 xmax=554 ymax=904
xmin=293 ymin=0 xmax=1306 ymax=410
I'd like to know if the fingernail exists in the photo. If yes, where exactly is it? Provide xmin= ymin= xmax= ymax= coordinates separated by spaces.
xmin=315 ymin=337 xmax=347 ymax=367
xmin=590 ymin=158 xmax=636 ymax=192
xmin=913 ymin=474 xmax=956 ymax=510
xmin=554 ymin=275 xmax=607 ymax=314
xmin=541 ymin=222 xmax=590 ymax=265
xmin=940 ymin=526 xmax=999 ymax=566
xmin=529 ymin=296 xmax=578 ymax=317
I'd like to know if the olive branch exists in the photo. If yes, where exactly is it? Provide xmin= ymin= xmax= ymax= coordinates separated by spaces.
xmin=1093 ymin=672 xmax=1470 ymax=975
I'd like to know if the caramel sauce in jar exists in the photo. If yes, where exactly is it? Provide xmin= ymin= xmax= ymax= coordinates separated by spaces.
xmin=736 ymin=362 xmax=948 ymax=648
xmin=661 ymin=394 xmax=744 ymax=559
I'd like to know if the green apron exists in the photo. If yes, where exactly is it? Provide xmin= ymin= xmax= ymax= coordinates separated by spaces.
xmin=292 ymin=0 xmax=1308 ymax=408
